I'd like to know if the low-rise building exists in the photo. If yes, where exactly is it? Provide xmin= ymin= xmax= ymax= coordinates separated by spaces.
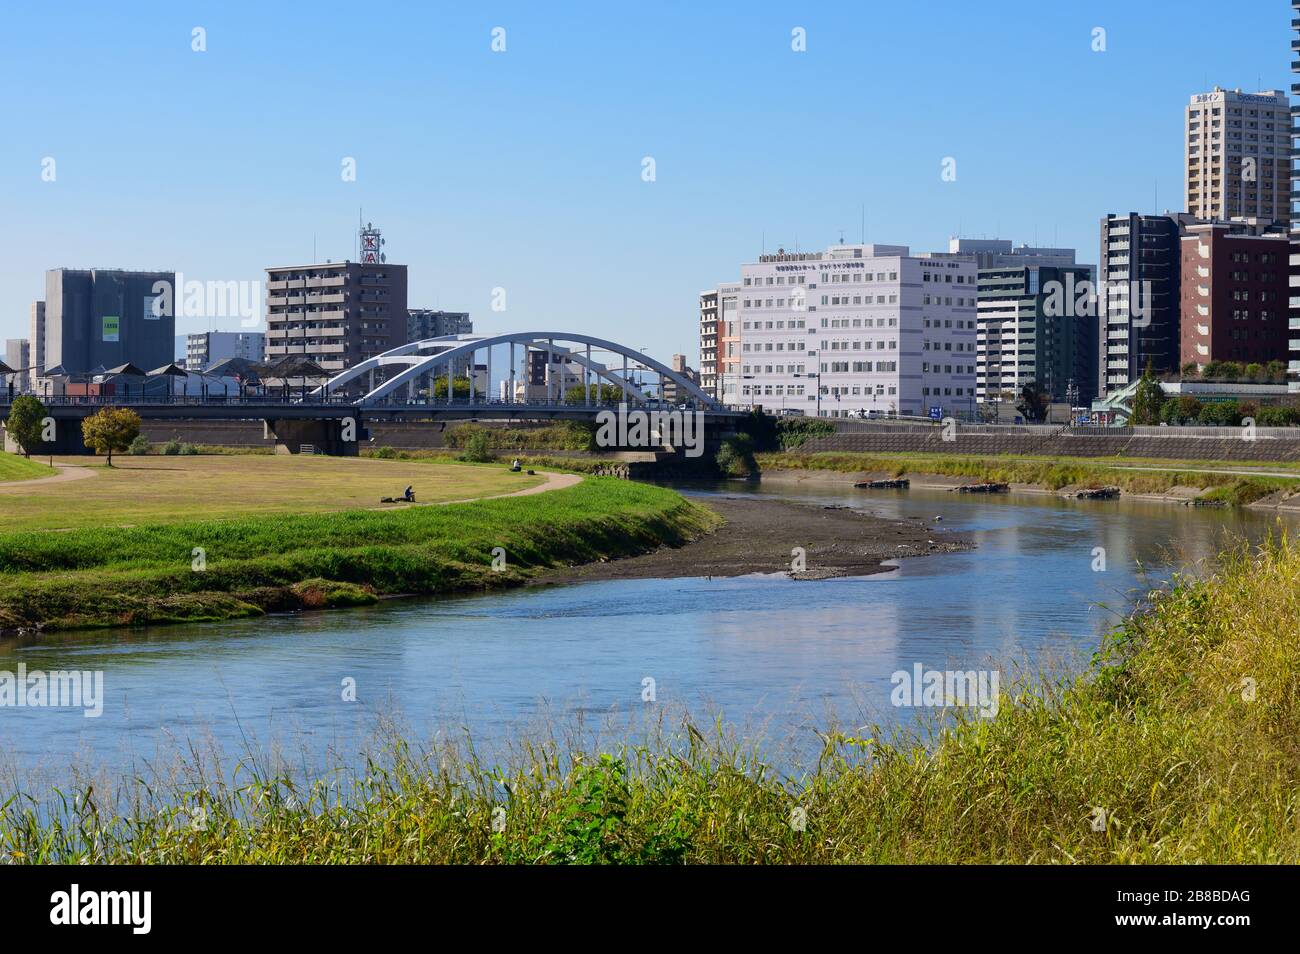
xmin=184 ymin=331 xmax=266 ymax=372
xmin=737 ymin=243 xmax=977 ymax=419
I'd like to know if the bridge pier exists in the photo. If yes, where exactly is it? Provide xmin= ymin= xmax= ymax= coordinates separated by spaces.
xmin=264 ymin=417 xmax=360 ymax=456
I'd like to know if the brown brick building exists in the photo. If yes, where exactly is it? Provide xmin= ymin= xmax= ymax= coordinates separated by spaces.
xmin=1179 ymin=223 xmax=1288 ymax=368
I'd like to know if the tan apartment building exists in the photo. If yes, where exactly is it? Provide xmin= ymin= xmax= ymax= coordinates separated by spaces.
xmin=264 ymin=260 xmax=408 ymax=378
xmin=1185 ymin=88 xmax=1289 ymax=226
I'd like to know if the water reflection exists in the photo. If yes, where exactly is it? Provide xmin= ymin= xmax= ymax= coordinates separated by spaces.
xmin=0 ymin=483 xmax=1292 ymax=788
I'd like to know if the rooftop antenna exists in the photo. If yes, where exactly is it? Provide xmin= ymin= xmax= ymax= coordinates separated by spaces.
xmin=860 ymin=203 xmax=865 ymax=244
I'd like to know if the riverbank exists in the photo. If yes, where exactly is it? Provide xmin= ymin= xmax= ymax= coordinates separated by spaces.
xmin=3 ymin=531 xmax=1295 ymax=863
xmin=756 ymin=450 xmax=1300 ymax=508
xmin=538 ymin=494 xmax=969 ymax=583
xmin=0 ymin=477 xmax=720 ymax=637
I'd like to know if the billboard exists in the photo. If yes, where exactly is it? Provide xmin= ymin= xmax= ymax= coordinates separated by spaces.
xmin=102 ymin=315 xmax=120 ymax=342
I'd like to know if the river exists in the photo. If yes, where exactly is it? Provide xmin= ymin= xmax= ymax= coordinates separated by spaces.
xmin=0 ymin=480 xmax=1291 ymax=791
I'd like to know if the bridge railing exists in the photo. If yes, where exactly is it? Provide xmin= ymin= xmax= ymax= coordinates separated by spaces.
xmin=0 ymin=392 xmax=734 ymax=413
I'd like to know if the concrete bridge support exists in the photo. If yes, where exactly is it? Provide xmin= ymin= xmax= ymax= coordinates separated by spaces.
xmin=2 ymin=421 xmax=89 ymax=455
xmin=264 ymin=417 xmax=360 ymax=456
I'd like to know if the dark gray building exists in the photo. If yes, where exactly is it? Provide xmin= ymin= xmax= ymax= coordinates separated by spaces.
xmin=1099 ymin=214 xmax=1182 ymax=395
xmin=977 ymin=264 xmax=1098 ymax=407
xmin=407 ymin=309 xmax=471 ymax=342
xmin=44 ymin=269 xmax=176 ymax=375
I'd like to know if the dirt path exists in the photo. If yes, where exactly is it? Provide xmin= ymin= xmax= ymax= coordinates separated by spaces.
xmin=440 ymin=470 xmax=582 ymax=504
xmin=0 ymin=464 xmax=96 ymax=492
xmin=368 ymin=470 xmax=583 ymax=511
xmin=537 ymin=494 xmax=971 ymax=584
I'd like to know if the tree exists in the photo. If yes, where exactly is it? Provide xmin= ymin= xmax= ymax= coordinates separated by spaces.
xmin=431 ymin=376 xmax=473 ymax=400
xmin=5 ymin=395 xmax=47 ymax=458
xmin=564 ymin=383 xmax=625 ymax=405
xmin=1129 ymin=360 xmax=1165 ymax=426
xmin=1015 ymin=382 xmax=1050 ymax=423
xmin=1180 ymin=362 xmax=1200 ymax=379
xmin=81 ymin=408 xmax=141 ymax=466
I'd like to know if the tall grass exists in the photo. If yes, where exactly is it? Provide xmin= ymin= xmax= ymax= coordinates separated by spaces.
xmin=3 ymin=533 xmax=1298 ymax=863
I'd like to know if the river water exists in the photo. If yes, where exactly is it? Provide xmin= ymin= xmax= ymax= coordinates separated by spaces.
xmin=0 ymin=481 xmax=1291 ymax=790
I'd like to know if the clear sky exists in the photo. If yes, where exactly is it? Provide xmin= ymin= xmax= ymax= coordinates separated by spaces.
xmin=0 ymin=0 xmax=1292 ymax=363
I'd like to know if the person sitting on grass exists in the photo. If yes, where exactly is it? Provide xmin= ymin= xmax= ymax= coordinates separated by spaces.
xmin=510 ymin=458 xmax=522 ymax=472
xmin=403 ymin=485 xmax=415 ymax=502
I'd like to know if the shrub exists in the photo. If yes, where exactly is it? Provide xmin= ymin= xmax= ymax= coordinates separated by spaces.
xmin=179 ymin=443 xmax=200 ymax=456
xmin=372 ymin=446 xmax=399 ymax=459
xmin=127 ymin=435 xmax=152 ymax=456
xmin=775 ymin=418 xmax=835 ymax=450
xmin=1255 ymin=405 xmax=1300 ymax=427
xmin=715 ymin=433 xmax=756 ymax=477
xmin=1195 ymin=400 xmax=1241 ymax=427
xmin=161 ymin=438 xmax=183 ymax=456
xmin=458 ymin=430 xmax=493 ymax=463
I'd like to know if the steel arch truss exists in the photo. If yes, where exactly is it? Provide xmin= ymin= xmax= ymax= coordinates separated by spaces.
xmin=313 ymin=332 xmax=717 ymax=407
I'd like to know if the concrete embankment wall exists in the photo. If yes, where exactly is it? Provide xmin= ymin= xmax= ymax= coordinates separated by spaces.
xmin=800 ymin=424 xmax=1300 ymax=462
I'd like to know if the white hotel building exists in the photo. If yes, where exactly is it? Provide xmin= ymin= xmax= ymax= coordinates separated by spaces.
xmin=737 ymin=244 xmax=978 ymax=418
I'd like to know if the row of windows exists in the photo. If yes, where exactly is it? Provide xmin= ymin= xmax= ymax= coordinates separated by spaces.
xmin=822 ymin=294 xmax=900 ymax=306
xmin=743 ymin=319 xmax=808 ymax=330
xmin=824 ymin=340 xmax=898 ymax=352
xmin=826 ymin=361 xmax=899 ymax=373
xmin=923 ymin=340 xmax=972 ymax=352
xmin=743 ymin=341 xmax=808 ymax=352
xmin=742 ymin=275 xmax=808 ymax=286
xmin=824 ymin=317 xmax=898 ymax=328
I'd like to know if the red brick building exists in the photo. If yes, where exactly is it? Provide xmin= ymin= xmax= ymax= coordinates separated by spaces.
xmin=1179 ymin=223 xmax=1288 ymax=368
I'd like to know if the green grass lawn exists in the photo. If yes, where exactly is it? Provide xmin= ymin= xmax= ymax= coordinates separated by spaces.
xmin=0 ymin=454 xmax=55 ymax=483
xmin=0 ymin=454 xmax=543 ymax=531
xmin=0 ymin=477 xmax=721 ymax=632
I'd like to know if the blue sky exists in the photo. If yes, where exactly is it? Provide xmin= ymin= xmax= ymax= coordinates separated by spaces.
xmin=0 ymin=0 xmax=1292 ymax=361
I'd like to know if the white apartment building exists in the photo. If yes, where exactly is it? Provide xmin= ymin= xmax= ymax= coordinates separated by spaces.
xmin=737 ymin=244 xmax=978 ymax=418
xmin=1185 ymin=88 xmax=1289 ymax=225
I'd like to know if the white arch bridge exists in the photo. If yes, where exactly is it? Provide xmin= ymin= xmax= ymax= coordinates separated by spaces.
xmin=313 ymin=332 xmax=719 ymax=410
